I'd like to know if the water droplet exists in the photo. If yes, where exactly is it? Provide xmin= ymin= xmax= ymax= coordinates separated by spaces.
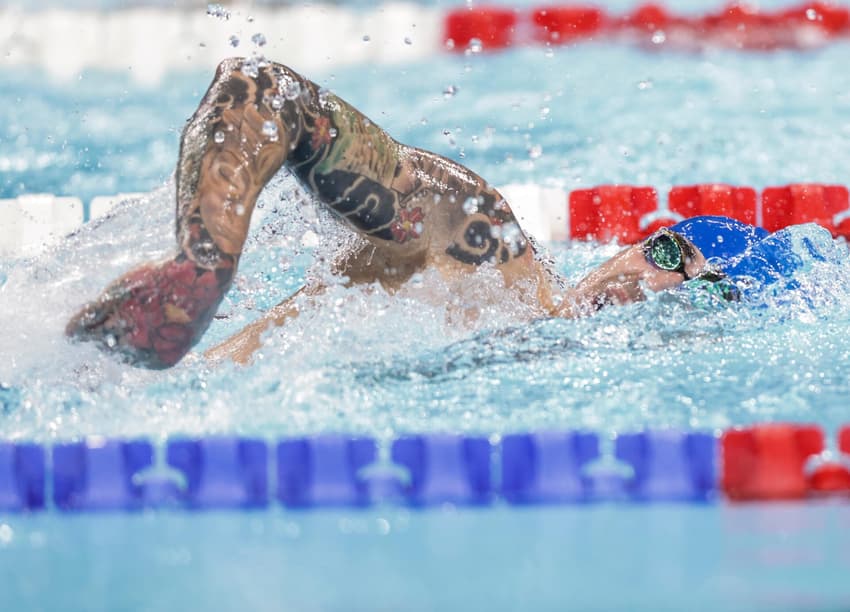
xmin=362 ymin=34 xmax=371 ymax=42
xmin=328 ymin=128 xmax=338 ymax=138
xmin=206 ymin=3 xmax=230 ymax=20
xmin=539 ymin=106 xmax=550 ymax=118
xmin=270 ymin=94 xmax=284 ymax=110
xmin=282 ymin=80 xmax=301 ymax=101
xmin=318 ymin=88 xmax=330 ymax=105
xmin=420 ymin=117 xmax=428 ymax=125
xmin=462 ymin=196 xmax=480 ymax=215
xmin=528 ymin=144 xmax=543 ymax=159
xmin=105 ymin=334 xmax=117 ymax=348
xmin=467 ymin=38 xmax=483 ymax=54
xmin=252 ymin=32 xmax=267 ymax=47
xmin=262 ymin=120 xmax=279 ymax=141
xmin=241 ymin=57 xmax=259 ymax=78
xmin=0 ymin=524 xmax=13 ymax=546
xmin=443 ymin=84 xmax=458 ymax=98
xmin=651 ymin=30 xmax=666 ymax=44
xmin=445 ymin=38 xmax=455 ymax=50
xmin=214 ymin=131 xmax=225 ymax=144
xmin=544 ymin=47 xmax=554 ymax=58
xmin=409 ymin=273 xmax=424 ymax=288
xmin=235 ymin=204 xmax=246 ymax=216
xmin=806 ymin=8 xmax=818 ymax=20
xmin=228 ymin=35 xmax=239 ymax=48
xmin=637 ymin=79 xmax=653 ymax=90
xmin=489 ymin=225 xmax=502 ymax=239
xmin=404 ymin=36 xmax=413 ymax=45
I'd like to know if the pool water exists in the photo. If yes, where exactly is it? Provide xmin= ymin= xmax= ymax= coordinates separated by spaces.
xmin=2 ymin=5 xmax=850 ymax=610
xmin=3 ymin=43 xmax=850 ymax=440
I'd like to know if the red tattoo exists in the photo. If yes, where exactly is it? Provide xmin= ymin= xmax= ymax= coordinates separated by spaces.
xmin=311 ymin=116 xmax=333 ymax=150
xmin=67 ymin=257 xmax=231 ymax=368
xmin=390 ymin=207 xmax=424 ymax=243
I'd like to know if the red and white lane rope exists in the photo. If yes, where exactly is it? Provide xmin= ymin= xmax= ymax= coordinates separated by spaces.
xmin=1 ymin=3 xmax=848 ymax=84
xmin=445 ymin=2 xmax=850 ymax=53
xmin=2 ymin=182 xmax=848 ymax=255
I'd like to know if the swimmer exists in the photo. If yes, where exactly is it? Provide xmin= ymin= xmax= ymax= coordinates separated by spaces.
xmin=65 ymin=59 xmax=751 ymax=368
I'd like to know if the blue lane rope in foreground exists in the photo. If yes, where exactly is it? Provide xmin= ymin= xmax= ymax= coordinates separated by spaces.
xmin=0 ymin=431 xmax=717 ymax=511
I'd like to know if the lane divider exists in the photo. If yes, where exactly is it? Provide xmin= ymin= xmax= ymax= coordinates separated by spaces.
xmin=2 ymin=424 xmax=848 ymax=511
xmin=2 ymin=182 xmax=849 ymax=255
xmin=446 ymin=2 xmax=850 ymax=53
xmin=2 ymin=2 xmax=848 ymax=85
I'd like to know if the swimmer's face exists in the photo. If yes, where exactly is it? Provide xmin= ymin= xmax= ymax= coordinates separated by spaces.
xmin=570 ymin=230 xmax=708 ymax=311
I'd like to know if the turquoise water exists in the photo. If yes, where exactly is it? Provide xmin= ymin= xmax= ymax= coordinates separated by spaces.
xmin=2 ymin=504 xmax=850 ymax=611
xmin=2 ymin=17 xmax=850 ymax=612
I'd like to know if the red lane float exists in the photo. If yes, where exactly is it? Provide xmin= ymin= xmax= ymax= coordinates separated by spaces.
xmin=762 ymin=184 xmax=850 ymax=236
xmin=806 ymin=424 xmax=850 ymax=495
xmin=808 ymin=462 xmax=850 ymax=495
xmin=444 ymin=2 xmax=850 ymax=53
xmin=570 ymin=182 xmax=850 ymax=243
xmin=444 ymin=6 xmax=518 ymax=51
xmin=721 ymin=424 xmax=824 ymax=500
xmin=531 ymin=6 xmax=605 ymax=44
xmin=568 ymin=185 xmax=658 ymax=243
xmin=669 ymin=184 xmax=757 ymax=226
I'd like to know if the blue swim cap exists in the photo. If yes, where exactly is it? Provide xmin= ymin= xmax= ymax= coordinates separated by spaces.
xmin=667 ymin=215 xmax=830 ymax=298
xmin=668 ymin=215 xmax=768 ymax=261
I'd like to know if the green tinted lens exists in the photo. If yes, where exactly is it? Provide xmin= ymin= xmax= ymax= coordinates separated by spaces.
xmin=650 ymin=233 xmax=683 ymax=271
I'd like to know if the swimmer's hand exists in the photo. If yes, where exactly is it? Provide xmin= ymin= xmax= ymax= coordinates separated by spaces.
xmin=66 ymin=255 xmax=231 ymax=369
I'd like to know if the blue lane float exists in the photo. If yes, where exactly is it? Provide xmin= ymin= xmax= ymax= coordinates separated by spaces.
xmin=0 ymin=442 xmax=45 ymax=511
xmin=167 ymin=437 xmax=268 ymax=509
xmin=615 ymin=431 xmax=717 ymax=501
xmin=0 ymin=430 xmax=740 ymax=511
xmin=276 ymin=436 xmax=377 ymax=507
xmin=391 ymin=435 xmax=492 ymax=505
xmin=501 ymin=432 xmax=600 ymax=503
xmin=53 ymin=439 xmax=154 ymax=511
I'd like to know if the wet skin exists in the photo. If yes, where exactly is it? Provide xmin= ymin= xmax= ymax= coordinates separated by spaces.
xmin=66 ymin=58 xmax=710 ymax=368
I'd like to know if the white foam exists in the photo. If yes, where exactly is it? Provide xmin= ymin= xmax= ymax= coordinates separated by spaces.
xmin=0 ymin=195 xmax=84 ymax=256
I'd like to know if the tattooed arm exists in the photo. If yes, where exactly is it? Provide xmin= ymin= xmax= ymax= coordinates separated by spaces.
xmin=68 ymin=58 xmax=558 ymax=367
xmin=66 ymin=59 xmax=291 ymax=368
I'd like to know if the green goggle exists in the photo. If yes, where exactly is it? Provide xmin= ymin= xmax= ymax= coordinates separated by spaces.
xmin=642 ymin=228 xmax=696 ymax=279
xmin=643 ymin=228 xmax=740 ymax=302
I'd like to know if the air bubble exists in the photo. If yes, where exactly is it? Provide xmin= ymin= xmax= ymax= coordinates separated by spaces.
xmin=328 ymin=128 xmax=338 ymax=138
xmin=105 ymin=335 xmax=116 ymax=348
xmin=404 ymin=37 xmax=413 ymax=45
xmin=241 ymin=57 xmax=259 ymax=78
xmin=282 ymin=80 xmax=301 ymax=100
xmin=214 ymin=131 xmax=225 ymax=144
xmin=651 ymin=30 xmax=666 ymax=44
xmin=528 ymin=144 xmax=543 ymax=159
xmin=362 ymin=34 xmax=371 ymax=42
xmin=270 ymin=94 xmax=284 ymax=110
xmin=228 ymin=35 xmax=239 ymax=48
xmin=462 ymin=196 xmax=479 ymax=215
xmin=262 ymin=120 xmax=279 ymax=140
xmin=443 ymin=85 xmax=458 ymax=98
xmin=252 ymin=33 xmax=267 ymax=47
xmin=467 ymin=38 xmax=483 ymax=54
xmin=206 ymin=3 xmax=231 ymax=20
